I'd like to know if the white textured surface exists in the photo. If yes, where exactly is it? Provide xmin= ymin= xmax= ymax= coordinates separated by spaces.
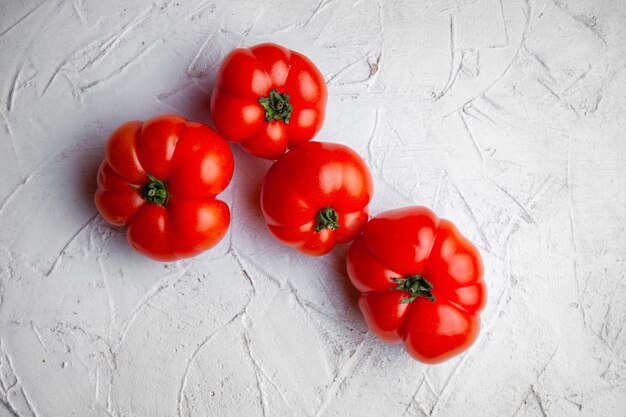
xmin=1 ymin=0 xmax=625 ymax=415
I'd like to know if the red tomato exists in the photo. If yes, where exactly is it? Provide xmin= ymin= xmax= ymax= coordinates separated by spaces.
xmin=261 ymin=142 xmax=373 ymax=256
xmin=346 ymin=207 xmax=487 ymax=364
xmin=94 ymin=115 xmax=234 ymax=261
xmin=210 ymin=43 xmax=327 ymax=160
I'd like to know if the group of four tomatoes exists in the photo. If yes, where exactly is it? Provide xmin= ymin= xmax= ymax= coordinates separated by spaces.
xmin=94 ymin=43 xmax=487 ymax=364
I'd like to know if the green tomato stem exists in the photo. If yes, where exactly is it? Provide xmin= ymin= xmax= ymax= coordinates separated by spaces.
xmin=392 ymin=275 xmax=436 ymax=304
xmin=258 ymin=89 xmax=293 ymax=123
xmin=140 ymin=173 xmax=169 ymax=206
xmin=314 ymin=207 xmax=339 ymax=233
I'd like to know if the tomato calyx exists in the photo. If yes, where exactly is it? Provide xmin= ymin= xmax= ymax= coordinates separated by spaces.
xmin=392 ymin=275 xmax=436 ymax=304
xmin=259 ymin=89 xmax=293 ymax=123
xmin=314 ymin=207 xmax=339 ymax=232
xmin=139 ymin=173 xmax=169 ymax=206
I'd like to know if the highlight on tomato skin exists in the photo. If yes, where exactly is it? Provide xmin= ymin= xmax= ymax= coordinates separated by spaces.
xmin=94 ymin=114 xmax=234 ymax=262
xmin=346 ymin=206 xmax=487 ymax=364
xmin=210 ymin=43 xmax=328 ymax=160
xmin=260 ymin=141 xmax=373 ymax=256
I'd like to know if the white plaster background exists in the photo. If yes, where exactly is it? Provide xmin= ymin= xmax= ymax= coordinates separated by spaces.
xmin=0 ymin=0 xmax=625 ymax=415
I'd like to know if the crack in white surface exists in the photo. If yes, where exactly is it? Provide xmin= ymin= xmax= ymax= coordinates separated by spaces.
xmin=312 ymin=336 xmax=369 ymax=417
xmin=45 ymin=213 xmax=98 ymax=277
xmin=242 ymin=330 xmax=269 ymax=417
xmin=0 ymin=3 xmax=45 ymax=40
xmin=0 ymin=339 xmax=40 ymax=417
xmin=177 ymin=313 xmax=242 ymax=417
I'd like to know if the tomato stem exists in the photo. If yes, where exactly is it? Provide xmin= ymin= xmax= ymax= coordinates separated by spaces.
xmin=314 ymin=207 xmax=339 ymax=232
xmin=140 ymin=173 xmax=169 ymax=206
xmin=392 ymin=275 xmax=436 ymax=303
xmin=259 ymin=89 xmax=293 ymax=123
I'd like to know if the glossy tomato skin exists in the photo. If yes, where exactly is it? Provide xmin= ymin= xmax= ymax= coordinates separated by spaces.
xmin=210 ymin=43 xmax=327 ymax=160
xmin=94 ymin=115 xmax=234 ymax=261
xmin=261 ymin=142 xmax=373 ymax=256
xmin=346 ymin=207 xmax=486 ymax=364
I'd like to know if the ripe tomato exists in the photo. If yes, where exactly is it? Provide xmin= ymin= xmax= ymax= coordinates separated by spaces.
xmin=210 ymin=43 xmax=327 ymax=160
xmin=346 ymin=207 xmax=487 ymax=364
xmin=94 ymin=115 xmax=234 ymax=261
xmin=261 ymin=141 xmax=373 ymax=256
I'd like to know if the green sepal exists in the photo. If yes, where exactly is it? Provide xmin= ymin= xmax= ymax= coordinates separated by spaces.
xmin=259 ymin=89 xmax=293 ymax=123
xmin=314 ymin=207 xmax=340 ymax=233
xmin=140 ymin=173 xmax=169 ymax=206
xmin=392 ymin=275 xmax=436 ymax=303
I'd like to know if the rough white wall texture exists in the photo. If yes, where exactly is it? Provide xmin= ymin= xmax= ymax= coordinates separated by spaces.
xmin=1 ymin=0 xmax=625 ymax=415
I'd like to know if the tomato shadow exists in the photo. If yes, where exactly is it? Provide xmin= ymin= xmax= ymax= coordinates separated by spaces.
xmin=159 ymin=55 xmax=220 ymax=128
xmin=67 ymin=133 xmax=105 ymax=218
xmin=229 ymin=145 xmax=272 ymax=229
xmin=326 ymin=243 xmax=362 ymax=320
xmin=69 ymin=113 xmax=136 ymax=218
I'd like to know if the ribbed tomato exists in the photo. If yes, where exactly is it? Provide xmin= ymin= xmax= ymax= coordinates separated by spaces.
xmin=210 ymin=43 xmax=327 ymax=159
xmin=346 ymin=206 xmax=487 ymax=363
xmin=261 ymin=141 xmax=373 ymax=256
xmin=94 ymin=115 xmax=234 ymax=261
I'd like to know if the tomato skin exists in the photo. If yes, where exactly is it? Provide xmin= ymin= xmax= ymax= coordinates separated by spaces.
xmin=210 ymin=43 xmax=327 ymax=160
xmin=261 ymin=142 xmax=373 ymax=256
xmin=94 ymin=115 xmax=234 ymax=261
xmin=346 ymin=207 xmax=487 ymax=364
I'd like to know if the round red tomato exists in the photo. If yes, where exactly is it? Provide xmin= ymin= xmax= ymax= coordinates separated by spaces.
xmin=346 ymin=206 xmax=487 ymax=364
xmin=210 ymin=43 xmax=327 ymax=160
xmin=94 ymin=115 xmax=234 ymax=261
xmin=261 ymin=142 xmax=373 ymax=256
